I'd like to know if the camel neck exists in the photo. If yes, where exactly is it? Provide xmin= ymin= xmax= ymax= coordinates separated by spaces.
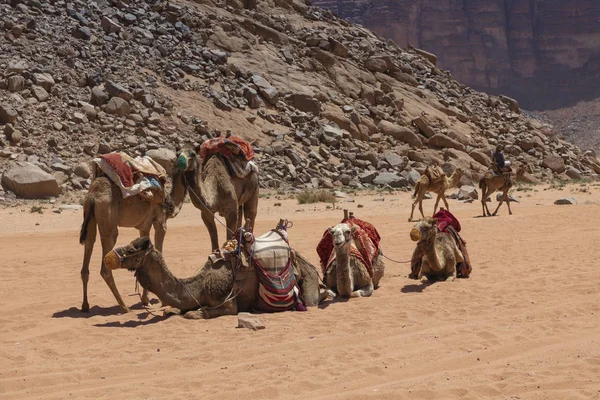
xmin=335 ymin=241 xmax=353 ymax=297
xmin=169 ymin=171 xmax=187 ymax=218
xmin=137 ymin=253 xmax=202 ymax=311
xmin=423 ymin=232 xmax=443 ymax=271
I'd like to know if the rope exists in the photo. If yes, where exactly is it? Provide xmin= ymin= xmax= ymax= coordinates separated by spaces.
xmin=183 ymin=174 xmax=236 ymax=237
xmin=379 ymin=251 xmax=411 ymax=264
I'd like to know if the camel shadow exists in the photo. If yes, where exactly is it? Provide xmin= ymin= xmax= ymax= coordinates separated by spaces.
xmin=400 ymin=282 xmax=431 ymax=293
xmin=318 ymin=295 xmax=349 ymax=310
xmin=52 ymin=299 xmax=161 ymax=319
xmin=93 ymin=314 xmax=170 ymax=328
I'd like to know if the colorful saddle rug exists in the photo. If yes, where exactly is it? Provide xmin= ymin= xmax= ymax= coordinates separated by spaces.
xmin=316 ymin=217 xmax=381 ymax=278
xmin=200 ymin=135 xmax=257 ymax=179
xmin=94 ymin=152 xmax=167 ymax=200
xmin=241 ymin=228 xmax=305 ymax=312
xmin=410 ymin=209 xmax=472 ymax=279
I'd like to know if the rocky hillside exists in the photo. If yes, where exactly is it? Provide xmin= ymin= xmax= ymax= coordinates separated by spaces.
xmin=312 ymin=0 xmax=600 ymax=111
xmin=1 ymin=0 xmax=599 ymax=203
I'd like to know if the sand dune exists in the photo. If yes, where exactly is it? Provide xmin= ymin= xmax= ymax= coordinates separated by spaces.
xmin=1 ymin=184 xmax=600 ymax=399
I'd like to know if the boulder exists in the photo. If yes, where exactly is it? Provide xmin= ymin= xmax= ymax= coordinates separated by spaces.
xmin=458 ymin=185 xmax=478 ymax=200
xmin=428 ymin=133 xmax=465 ymax=151
xmin=74 ymin=162 xmax=92 ymax=179
xmin=145 ymin=148 xmax=177 ymax=174
xmin=542 ymin=155 xmax=566 ymax=173
xmin=31 ymin=86 xmax=50 ymax=102
xmin=33 ymin=73 xmax=55 ymax=91
xmin=365 ymin=57 xmax=387 ymax=73
xmin=373 ymin=172 xmax=408 ymax=188
xmin=7 ymin=75 xmax=25 ymax=92
xmin=412 ymin=117 xmax=436 ymax=138
xmin=105 ymin=81 xmax=133 ymax=101
xmin=0 ymin=105 xmax=18 ymax=124
xmin=496 ymin=193 xmax=519 ymax=202
xmin=378 ymin=121 xmax=422 ymax=148
xmin=289 ymin=93 xmax=321 ymax=115
xmin=105 ymin=97 xmax=131 ymax=116
xmin=1 ymin=162 xmax=61 ymax=199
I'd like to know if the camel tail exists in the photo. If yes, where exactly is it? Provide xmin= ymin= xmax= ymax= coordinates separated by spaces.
xmin=478 ymin=178 xmax=486 ymax=192
xmin=412 ymin=182 xmax=420 ymax=199
xmin=79 ymin=198 xmax=95 ymax=245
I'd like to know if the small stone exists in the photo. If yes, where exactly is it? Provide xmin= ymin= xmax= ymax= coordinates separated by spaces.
xmin=237 ymin=312 xmax=265 ymax=330
xmin=105 ymin=97 xmax=131 ymax=116
xmin=74 ymin=162 xmax=92 ymax=179
xmin=554 ymin=197 xmax=577 ymax=205
xmin=0 ymin=105 xmax=19 ymax=124
xmin=31 ymin=86 xmax=49 ymax=102
xmin=33 ymin=73 xmax=55 ymax=91
xmin=7 ymin=76 xmax=25 ymax=92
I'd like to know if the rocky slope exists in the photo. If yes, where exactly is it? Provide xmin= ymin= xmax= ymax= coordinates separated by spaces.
xmin=1 ymin=0 xmax=599 ymax=203
xmin=312 ymin=0 xmax=600 ymax=111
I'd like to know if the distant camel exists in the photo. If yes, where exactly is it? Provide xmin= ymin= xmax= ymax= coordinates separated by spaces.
xmin=478 ymin=164 xmax=527 ymax=217
xmin=409 ymin=166 xmax=464 ymax=222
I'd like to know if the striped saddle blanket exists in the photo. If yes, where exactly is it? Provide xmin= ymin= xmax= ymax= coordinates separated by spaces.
xmin=242 ymin=228 xmax=304 ymax=312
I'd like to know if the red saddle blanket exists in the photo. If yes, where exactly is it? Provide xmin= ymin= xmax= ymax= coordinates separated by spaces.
xmin=316 ymin=218 xmax=381 ymax=277
xmin=99 ymin=153 xmax=134 ymax=187
xmin=200 ymin=135 xmax=255 ymax=165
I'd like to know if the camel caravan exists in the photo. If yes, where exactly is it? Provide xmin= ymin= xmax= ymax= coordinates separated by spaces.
xmin=77 ymin=133 xmax=524 ymax=320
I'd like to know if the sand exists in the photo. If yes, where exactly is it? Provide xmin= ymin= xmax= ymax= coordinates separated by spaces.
xmin=1 ymin=184 xmax=600 ymax=400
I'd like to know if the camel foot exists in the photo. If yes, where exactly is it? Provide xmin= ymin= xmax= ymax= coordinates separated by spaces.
xmin=509 ymin=212 xmax=513 ymax=215
xmin=445 ymin=276 xmax=456 ymax=282
xmin=81 ymin=302 xmax=89 ymax=312
xmin=420 ymin=276 xmax=429 ymax=283
xmin=141 ymin=293 xmax=150 ymax=306
xmin=119 ymin=306 xmax=131 ymax=314
xmin=163 ymin=307 xmax=182 ymax=316
xmin=183 ymin=309 xmax=208 ymax=320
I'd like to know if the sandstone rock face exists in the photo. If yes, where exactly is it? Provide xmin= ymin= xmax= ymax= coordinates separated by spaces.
xmin=1 ymin=162 xmax=61 ymax=199
xmin=313 ymin=0 xmax=600 ymax=110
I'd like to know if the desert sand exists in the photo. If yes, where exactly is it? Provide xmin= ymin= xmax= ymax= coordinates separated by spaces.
xmin=1 ymin=184 xmax=600 ymax=400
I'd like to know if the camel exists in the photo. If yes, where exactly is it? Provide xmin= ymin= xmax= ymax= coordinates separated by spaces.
xmin=410 ymin=217 xmax=463 ymax=282
xmin=176 ymin=144 xmax=259 ymax=252
xmin=104 ymin=236 xmax=334 ymax=319
xmin=79 ymin=167 xmax=187 ymax=314
xmin=324 ymin=223 xmax=385 ymax=298
xmin=478 ymin=164 xmax=527 ymax=217
xmin=409 ymin=166 xmax=465 ymax=222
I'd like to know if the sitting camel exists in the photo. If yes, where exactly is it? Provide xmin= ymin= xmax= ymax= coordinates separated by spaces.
xmin=324 ymin=223 xmax=385 ymax=298
xmin=104 ymin=236 xmax=334 ymax=319
xmin=79 ymin=165 xmax=187 ymax=314
xmin=409 ymin=166 xmax=464 ymax=222
xmin=410 ymin=218 xmax=463 ymax=282
xmin=478 ymin=164 xmax=527 ymax=217
xmin=176 ymin=143 xmax=259 ymax=252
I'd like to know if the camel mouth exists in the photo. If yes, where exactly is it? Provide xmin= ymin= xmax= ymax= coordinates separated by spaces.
xmin=410 ymin=228 xmax=421 ymax=242
xmin=104 ymin=250 xmax=122 ymax=270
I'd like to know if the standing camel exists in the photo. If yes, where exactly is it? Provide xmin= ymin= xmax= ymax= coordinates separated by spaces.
xmin=478 ymin=164 xmax=527 ymax=217
xmin=409 ymin=167 xmax=464 ymax=222
xmin=79 ymin=168 xmax=187 ymax=314
xmin=324 ymin=223 xmax=385 ymax=298
xmin=176 ymin=144 xmax=259 ymax=252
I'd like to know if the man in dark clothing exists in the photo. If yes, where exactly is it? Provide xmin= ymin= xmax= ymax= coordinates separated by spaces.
xmin=493 ymin=145 xmax=506 ymax=172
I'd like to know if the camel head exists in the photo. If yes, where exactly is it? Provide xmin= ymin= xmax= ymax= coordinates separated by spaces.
xmin=104 ymin=237 xmax=154 ymax=271
xmin=175 ymin=144 xmax=202 ymax=172
xmin=328 ymin=223 xmax=357 ymax=249
xmin=410 ymin=218 xmax=438 ymax=243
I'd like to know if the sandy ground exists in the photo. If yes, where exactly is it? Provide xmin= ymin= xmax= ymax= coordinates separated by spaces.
xmin=1 ymin=183 xmax=600 ymax=400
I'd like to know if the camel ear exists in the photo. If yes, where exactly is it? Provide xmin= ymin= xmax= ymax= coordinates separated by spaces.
xmin=328 ymin=227 xmax=334 ymax=235
xmin=139 ymin=236 xmax=152 ymax=250
xmin=350 ymin=225 xmax=357 ymax=234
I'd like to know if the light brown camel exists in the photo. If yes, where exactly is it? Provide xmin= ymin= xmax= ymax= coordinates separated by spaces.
xmin=409 ymin=167 xmax=465 ymax=222
xmin=478 ymin=164 xmax=527 ymax=217
xmin=324 ymin=223 xmax=385 ymax=298
xmin=79 ymin=168 xmax=187 ymax=314
xmin=410 ymin=217 xmax=463 ymax=282
xmin=176 ymin=144 xmax=259 ymax=252
xmin=105 ymin=236 xmax=334 ymax=319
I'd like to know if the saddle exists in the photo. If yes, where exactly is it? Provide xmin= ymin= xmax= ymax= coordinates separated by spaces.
xmin=200 ymin=135 xmax=258 ymax=179
xmin=424 ymin=165 xmax=444 ymax=184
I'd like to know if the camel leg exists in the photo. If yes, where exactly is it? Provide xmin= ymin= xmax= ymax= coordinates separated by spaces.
xmin=151 ymin=219 xmax=168 ymax=307
xmin=433 ymin=194 xmax=441 ymax=216
xmin=418 ymin=199 xmax=425 ymax=220
xmin=98 ymin=207 xmax=130 ymax=313
xmin=80 ymin=216 xmax=97 ymax=312
xmin=409 ymin=200 xmax=418 ymax=222
xmin=225 ymin=208 xmax=239 ymax=246
xmin=350 ymin=281 xmax=374 ymax=298
xmin=492 ymin=194 xmax=505 ymax=216
xmin=243 ymin=189 xmax=259 ymax=232
xmin=442 ymin=195 xmax=450 ymax=211
xmin=183 ymin=299 xmax=238 ymax=319
xmin=505 ymin=191 xmax=513 ymax=215
xmin=201 ymin=209 xmax=220 ymax=252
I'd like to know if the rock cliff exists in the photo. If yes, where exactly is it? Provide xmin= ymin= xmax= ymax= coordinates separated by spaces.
xmin=312 ymin=0 xmax=600 ymax=110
